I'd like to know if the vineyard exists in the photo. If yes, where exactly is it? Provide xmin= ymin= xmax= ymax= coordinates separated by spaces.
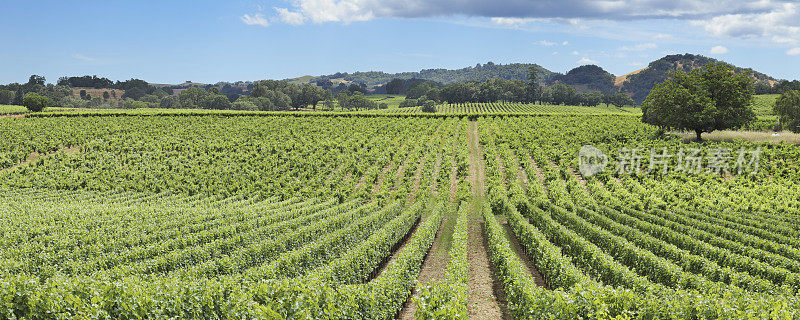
xmin=378 ymin=102 xmax=638 ymax=115
xmin=1 ymin=112 xmax=800 ymax=318
xmin=0 ymin=105 xmax=27 ymax=115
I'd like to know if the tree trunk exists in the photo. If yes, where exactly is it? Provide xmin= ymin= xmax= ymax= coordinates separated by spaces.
xmin=695 ymin=129 xmax=703 ymax=142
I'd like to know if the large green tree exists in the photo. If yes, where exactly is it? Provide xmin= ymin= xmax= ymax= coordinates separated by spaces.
xmin=641 ymin=63 xmax=755 ymax=141
xmin=0 ymin=90 xmax=14 ymax=105
xmin=774 ymin=90 xmax=800 ymax=133
xmin=22 ymin=93 xmax=52 ymax=112
xmin=526 ymin=66 xmax=542 ymax=103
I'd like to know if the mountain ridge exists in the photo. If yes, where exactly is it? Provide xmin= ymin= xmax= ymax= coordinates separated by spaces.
xmin=286 ymin=53 xmax=782 ymax=102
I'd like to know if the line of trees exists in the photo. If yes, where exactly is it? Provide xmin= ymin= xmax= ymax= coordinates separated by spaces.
xmin=2 ymin=72 xmax=636 ymax=112
xmin=392 ymin=67 xmax=635 ymax=108
xmin=0 ymin=75 xmax=72 ymax=109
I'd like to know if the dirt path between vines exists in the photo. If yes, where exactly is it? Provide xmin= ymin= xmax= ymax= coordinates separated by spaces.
xmin=397 ymin=211 xmax=453 ymax=319
xmin=1 ymin=145 xmax=81 ymax=173
xmin=398 ymin=127 xmax=459 ymax=319
xmin=430 ymin=151 xmax=442 ymax=193
xmin=372 ymin=161 xmax=396 ymax=195
xmin=408 ymin=155 xmax=427 ymax=203
xmin=466 ymin=121 xmax=506 ymax=320
xmin=496 ymin=216 xmax=549 ymax=288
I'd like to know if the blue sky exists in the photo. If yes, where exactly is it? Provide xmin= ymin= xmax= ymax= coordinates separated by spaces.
xmin=1 ymin=0 xmax=798 ymax=84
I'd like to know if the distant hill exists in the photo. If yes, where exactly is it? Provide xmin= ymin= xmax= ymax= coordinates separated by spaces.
xmin=298 ymin=55 xmax=780 ymax=101
xmin=618 ymin=53 xmax=778 ymax=103
xmin=305 ymin=62 xmax=559 ymax=86
xmin=148 ymin=54 xmax=782 ymax=104
xmin=553 ymin=65 xmax=616 ymax=93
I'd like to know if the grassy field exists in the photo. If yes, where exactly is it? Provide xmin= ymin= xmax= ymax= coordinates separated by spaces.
xmin=0 ymin=105 xmax=28 ymax=115
xmin=366 ymin=94 xmax=406 ymax=109
xmin=674 ymin=130 xmax=800 ymax=143
xmin=752 ymin=94 xmax=779 ymax=116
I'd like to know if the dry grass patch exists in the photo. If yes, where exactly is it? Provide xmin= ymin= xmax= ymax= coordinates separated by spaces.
xmin=674 ymin=131 xmax=800 ymax=144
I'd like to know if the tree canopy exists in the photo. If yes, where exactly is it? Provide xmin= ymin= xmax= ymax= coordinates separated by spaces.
xmin=22 ymin=93 xmax=52 ymax=112
xmin=774 ymin=90 xmax=800 ymax=133
xmin=641 ymin=63 xmax=755 ymax=140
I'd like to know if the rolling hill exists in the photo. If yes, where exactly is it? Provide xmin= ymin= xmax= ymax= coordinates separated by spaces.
xmin=618 ymin=54 xmax=778 ymax=103
xmin=286 ymin=54 xmax=781 ymax=103
xmin=298 ymin=62 xmax=559 ymax=87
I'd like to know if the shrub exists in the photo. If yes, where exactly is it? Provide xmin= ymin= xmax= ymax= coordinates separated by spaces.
xmin=421 ymin=100 xmax=436 ymax=113
xmin=232 ymin=100 xmax=259 ymax=111
xmin=399 ymin=99 xmax=418 ymax=108
xmin=22 ymin=93 xmax=52 ymax=112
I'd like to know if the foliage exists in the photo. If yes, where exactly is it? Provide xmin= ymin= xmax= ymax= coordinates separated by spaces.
xmin=622 ymin=53 xmax=777 ymax=103
xmin=774 ymin=90 xmax=800 ymax=133
xmin=57 ymin=75 xmax=114 ymax=88
xmin=642 ymin=63 xmax=755 ymax=140
xmin=554 ymin=64 xmax=615 ymax=93
xmin=415 ymin=203 xmax=469 ymax=319
xmin=421 ymin=100 xmax=437 ymax=113
xmin=313 ymin=62 xmax=557 ymax=86
xmin=0 ymin=90 xmax=14 ymax=105
xmin=22 ymin=93 xmax=52 ymax=112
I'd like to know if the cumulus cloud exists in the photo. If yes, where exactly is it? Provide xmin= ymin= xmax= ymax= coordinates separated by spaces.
xmin=577 ymin=57 xmax=598 ymax=64
xmin=787 ymin=47 xmax=800 ymax=56
xmin=269 ymin=0 xmax=775 ymax=24
xmin=258 ymin=0 xmax=800 ymax=55
xmin=276 ymin=8 xmax=306 ymax=25
xmin=537 ymin=40 xmax=557 ymax=46
xmin=241 ymin=13 xmax=270 ymax=27
xmin=620 ymin=43 xmax=657 ymax=51
xmin=710 ymin=45 xmax=729 ymax=54
xmin=693 ymin=3 xmax=800 ymax=45
xmin=491 ymin=17 xmax=537 ymax=27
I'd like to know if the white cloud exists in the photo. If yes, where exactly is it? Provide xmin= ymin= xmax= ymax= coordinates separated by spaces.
xmin=552 ymin=51 xmax=559 ymax=55
xmin=787 ymin=47 xmax=800 ymax=56
xmin=577 ymin=57 xmax=598 ymax=64
xmin=620 ymin=43 xmax=657 ymax=51
xmin=241 ymin=13 xmax=270 ymax=27
xmin=693 ymin=3 xmax=800 ymax=45
xmin=710 ymin=45 xmax=729 ymax=54
xmin=537 ymin=40 xmax=557 ymax=46
xmin=628 ymin=61 xmax=645 ymax=66
xmin=276 ymin=8 xmax=306 ymax=25
xmin=571 ymin=50 xmax=580 ymax=55
xmin=491 ymin=17 xmax=536 ymax=27
xmin=260 ymin=0 xmax=800 ymax=59
xmin=269 ymin=0 xmax=778 ymax=25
